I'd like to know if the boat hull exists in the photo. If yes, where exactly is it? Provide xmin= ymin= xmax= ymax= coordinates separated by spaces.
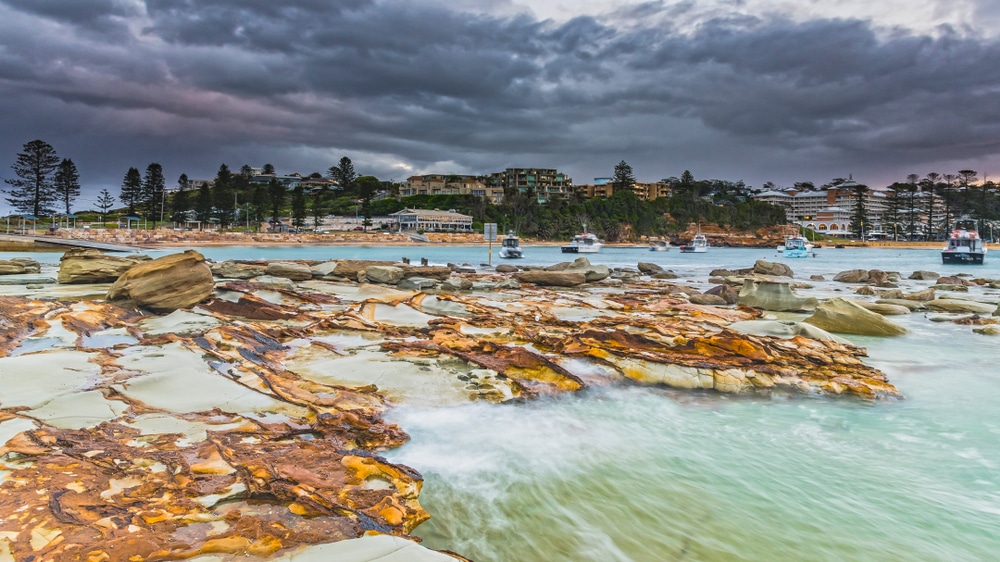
xmin=942 ymin=251 xmax=985 ymax=264
xmin=499 ymin=249 xmax=523 ymax=259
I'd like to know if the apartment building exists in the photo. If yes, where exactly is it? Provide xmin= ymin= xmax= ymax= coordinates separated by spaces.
xmin=403 ymin=175 xmax=505 ymax=204
xmin=754 ymin=181 xmax=889 ymax=237
xmin=576 ymin=177 xmax=672 ymax=200
xmin=486 ymin=168 xmax=573 ymax=203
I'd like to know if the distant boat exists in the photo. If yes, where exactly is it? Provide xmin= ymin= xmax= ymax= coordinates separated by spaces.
xmin=942 ymin=217 xmax=986 ymax=265
xmin=781 ymin=236 xmax=813 ymax=258
xmin=499 ymin=230 xmax=523 ymax=259
xmin=561 ymin=231 xmax=602 ymax=253
xmin=679 ymin=233 xmax=708 ymax=253
xmin=649 ymin=240 xmax=670 ymax=252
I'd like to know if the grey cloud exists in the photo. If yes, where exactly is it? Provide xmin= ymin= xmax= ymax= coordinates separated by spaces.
xmin=1 ymin=0 xmax=999 ymax=205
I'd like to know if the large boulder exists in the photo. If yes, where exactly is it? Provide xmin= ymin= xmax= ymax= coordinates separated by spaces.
xmin=310 ymin=260 xmax=340 ymax=278
xmin=566 ymin=257 xmax=610 ymax=282
xmin=689 ymin=293 xmax=727 ymax=306
xmin=753 ymin=259 xmax=793 ymax=278
xmin=909 ymin=270 xmax=940 ymax=281
xmin=106 ymin=250 xmax=214 ymax=313
xmin=833 ymin=269 xmax=869 ymax=283
xmin=211 ymin=260 xmax=266 ymax=280
xmin=265 ymin=261 xmax=313 ymax=281
xmin=495 ymin=264 xmax=519 ymax=273
xmin=738 ymin=280 xmax=817 ymax=312
xmin=867 ymin=269 xmax=895 ymax=287
xmin=365 ymin=265 xmax=405 ymax=285
xmin=58 ymin=249 xmax=145 ymax=284
xmin=903 ymin=288 xmax=936 ymax=301
xmin=514 ymin=270 xmax=587 ymax=287
xmin=804 ymin=298 xmax=907 ymax=336
xmin=637 ymin=262 xmax=664 ymax=274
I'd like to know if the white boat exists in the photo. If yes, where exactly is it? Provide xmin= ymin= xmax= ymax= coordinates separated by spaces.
xmin=679 ymin=233 xmax=708 ymax=253
xmin=561 ymin=227 xmax=602 ymax=253
xmin=781 ymin=236 xmax=812 ymax=258
xmin=499 ymin=231 xmax=523 ymax=259
xmin=649 ymin=240 xmax=670 ymax=252
xmin=942 ymin=218 xmax=986 ymax=265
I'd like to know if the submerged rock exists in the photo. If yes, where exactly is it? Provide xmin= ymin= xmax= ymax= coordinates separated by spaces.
xmin=107 ymin=250 xmax=214 ymax=312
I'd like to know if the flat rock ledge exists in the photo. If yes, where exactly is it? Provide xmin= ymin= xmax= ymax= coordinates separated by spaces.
xmin=0 ymin=256 xmax=905 ymax=560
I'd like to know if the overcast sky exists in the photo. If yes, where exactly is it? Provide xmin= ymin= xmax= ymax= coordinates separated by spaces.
xmin=2 ymin=0 xmax=999 ymax=212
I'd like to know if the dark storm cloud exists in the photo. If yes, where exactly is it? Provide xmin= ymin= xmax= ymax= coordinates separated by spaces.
xmin=1 ymin=0 xmax=1000 ymax=206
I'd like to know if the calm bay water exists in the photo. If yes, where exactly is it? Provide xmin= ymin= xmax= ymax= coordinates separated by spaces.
xmin=5 ymin=244 xmax=1000 ymax=560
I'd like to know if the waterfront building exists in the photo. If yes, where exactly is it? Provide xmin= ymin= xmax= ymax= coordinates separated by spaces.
xmin=390 ymin=208 xmax=473 ymax=232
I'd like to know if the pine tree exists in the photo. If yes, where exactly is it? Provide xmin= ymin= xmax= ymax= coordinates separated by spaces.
xmin=195 ymin=182 xmax=213 ymax=227
xmin=96 ymin=188 xmax=115 ymax=227
xmin=53 ymin=158 xmax=81 ymax=216
xmin=120 ymin=167 xmax=143 ymax=215
xmin=848 ymin=183 xmax=870 ymax=239
xmin=4 ymin=139 xmax=60 ymax=216
xmin=328 ymin=157 xmax=357 ymax=195
xmin=291 ymin=185 xmax=306 ymax=228
xmin=268 ymin=178 xmax=285 ymax=225
xmin=612 ymin=160 xmax=636 ymax=193
xmin=213 ymin=164 xmax=235 ymax=227
xmin=141 ymin=163 xmax=166 ymax=224
xmin=262 ymin=163 xmax=275 ymax=176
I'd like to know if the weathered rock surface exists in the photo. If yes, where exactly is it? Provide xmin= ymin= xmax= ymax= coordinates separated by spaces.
xmin=753 ymin=259 xmax=793 ymax=277
xmin=495 ymin=264 xmax=519 ymax=273
xmin=854 ymin=301 xmax=912 ymax=315
xmin=910 ymin=270 xmax=940 ymax=280
xmin=441 ymin=277 xmax=474 ymax=291
xmin=566 ymin=257 xmax=611 ymax=282
xmin=925 ymin=298 xmax=997 ymax=314
xmin=0 ymin=258 xmax=41 ymax=275
xmin=904 ymin=288 xmax=936 ymax=301
xmin=637 ymin=262 xmax=664 ymax=274
xmin=58 ymin=248 xmax=144 ymax=284
xmin=401 ymin=265 xmax=452 ymax=281
xmin=107 ymin=250 xmax=214 ymax=312
xmin=398 ymin=277 xmax=438 ymax=290
xmin=652 ymin=271 xmax=679 ymax=280
xmin=804 ymin=298 xmax=907 ymax=336
xmin=705 ymin=284 xmax=739 ymax=304
xmin=515 ymin=270 xmax=587 ymax=287
xmin=728 ymin=320 xmax=852 ymax=344
xmin=365 ymin=265 xmax=405 ymax=285
xmin=876 ymin=298 xmax=928 ymax=311
xmin=689 ymin=293 xmax=727 ymax=306
xmin=738 ymin=280 xmax=818 ymax=312
xmin=333 ymin=259 xmax=398 ymax=279
xmin=266 ymin=261 xmax=313 ymax=281
xmin=211 ymin=259 xmax=267 ymax=279
xmin=834 ymin=269 xmax=869 ymax=283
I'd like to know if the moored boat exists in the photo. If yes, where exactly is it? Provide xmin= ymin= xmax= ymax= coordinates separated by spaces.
xmin=499 ymin=231 xmax=523 ymax=259
xmin=781 ymin=236 xmax=813 ymax=258
xmin=679 ymin=233 xmax=708 ymax=253
xmin=941 ymin=218 xmax=986 ymax=264
xmin=649 ymin=240 xmax=670 ymax=252
xmin=562 ymin=226 xmax=602 ymax=253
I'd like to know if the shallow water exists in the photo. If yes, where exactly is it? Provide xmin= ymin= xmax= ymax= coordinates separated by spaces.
xmin=3 ymin=244 xmax=1000 ymax=560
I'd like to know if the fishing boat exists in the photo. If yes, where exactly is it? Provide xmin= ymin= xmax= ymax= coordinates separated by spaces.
xmin=649 ymin=240 xmax=670 ymax=252
xmin=679 ymin=233 xmax=708 ymax=253
xmin=781 ymin=236 xmax=813 ymax=258
xmin=499 ymin=231 xmax=523 ymax=259
xmin=941 ymin=218 xmax=986 ymax=264
xmin=561 ymin=226 xmax=602 ymax=253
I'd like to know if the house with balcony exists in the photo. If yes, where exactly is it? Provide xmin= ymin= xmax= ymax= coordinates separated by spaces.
xmin=403 ymin=175 xmax=504 ymax=203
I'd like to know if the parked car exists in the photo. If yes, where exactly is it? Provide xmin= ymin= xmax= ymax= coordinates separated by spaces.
xmin=353 ymin=226 xmax=364 ymax=231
